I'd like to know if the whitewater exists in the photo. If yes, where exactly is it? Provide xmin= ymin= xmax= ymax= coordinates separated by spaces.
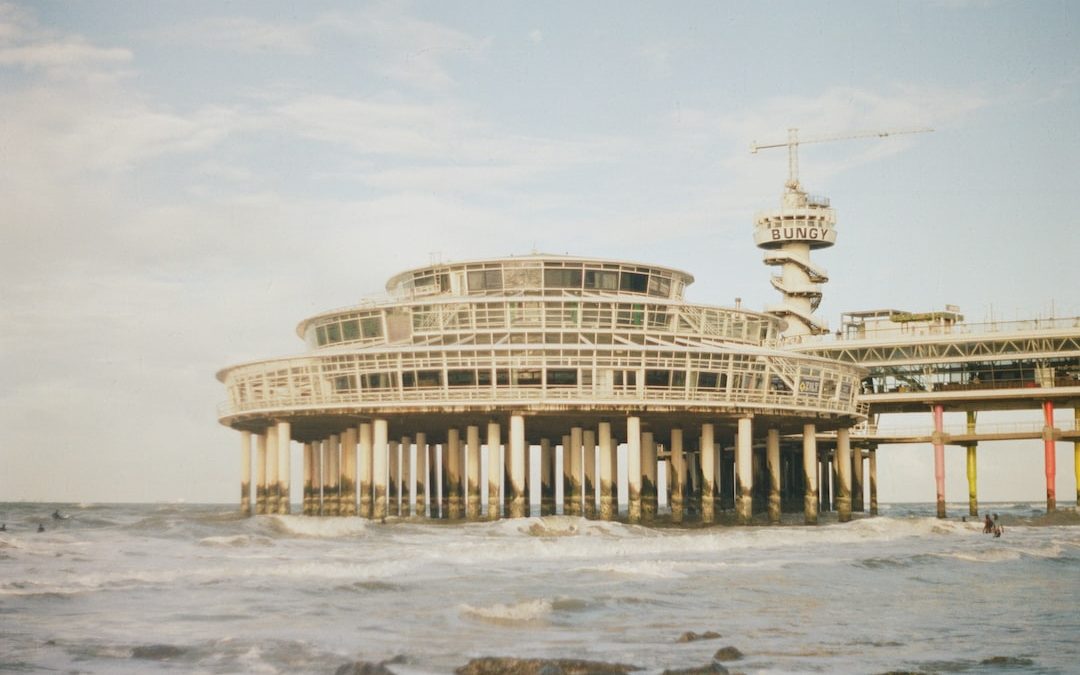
xmin=1 ymin=502 xmax=1077 ymax=674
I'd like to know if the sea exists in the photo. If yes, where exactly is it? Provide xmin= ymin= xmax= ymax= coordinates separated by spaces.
xmin=1 ymin=502 xmax=1077 ymax=674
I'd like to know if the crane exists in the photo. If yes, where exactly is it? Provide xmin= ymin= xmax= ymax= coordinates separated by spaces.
xmin=751 ymin=127 xmax=933 ymax=190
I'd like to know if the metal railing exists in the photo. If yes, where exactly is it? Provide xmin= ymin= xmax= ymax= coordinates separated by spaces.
xmin=218 ymin=384 xmax=867 ymax=419
xmin=852 ymin=419 xmax=1078 ymax=438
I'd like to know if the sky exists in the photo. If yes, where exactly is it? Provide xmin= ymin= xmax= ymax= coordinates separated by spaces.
xmin=2 ymin=0 xmax=1078 ymax=506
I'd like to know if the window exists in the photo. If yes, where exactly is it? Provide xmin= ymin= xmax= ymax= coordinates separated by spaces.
xmin=645 ymin=369 xmax=671 ymax=387
xmin=416 ymin=370 xmax=442 ymax=388
xmin=584 ymin=270 xmax=618 ymax=290
xmin=544 ymin=268 xmax=583 ymax=289
xmin=468 ymin=269 xmax=503 ymax=292
xmin=620 ymin=271 xmax=648 ymax=293
xmin=360 ymin=317 xmax=382 ymax=339
xmin=341 ymin=319 xmax=360 ymax=341
xmin=648 ymin=275 xmax=671 ymax=297
xmin=447 ymin=369 xmax=476 ymax=387
xmin=697 ymin=372 xmax=719 ymax=388
xmin=546 ymin=369 xmax=577 ymax=386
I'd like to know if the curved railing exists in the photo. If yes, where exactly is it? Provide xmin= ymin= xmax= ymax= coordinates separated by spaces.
xmin=218 ymin=383 xmax=869 ymax=420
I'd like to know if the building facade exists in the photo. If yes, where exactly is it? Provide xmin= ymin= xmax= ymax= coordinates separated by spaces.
xmin=218 ymin=255 xmax=868 ymax=524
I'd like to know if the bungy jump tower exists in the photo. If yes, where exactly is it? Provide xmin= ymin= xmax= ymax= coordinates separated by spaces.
xmin=217 ymin=254 xmax=870 ymax=526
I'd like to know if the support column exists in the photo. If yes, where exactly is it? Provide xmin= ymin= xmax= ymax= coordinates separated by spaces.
xmin=851 ymin=439 xmax=864 ymax=513
xmin=803 ymin=425 xmax=818 ymax=524
xmin=1075 ymin=407 xmax=1080 ymax=508
xmin=670 ymin=428 xmax=685 ymax=523
xmin=700 ymin=424 xmax=716 ymax=523
xmin=240 ymin=431 xmax=252 ymax=516
xmin=313 ymin=439 xmax=323 ymax=515
xmin=326 ymin=434 xmax=340 ymax=516
xmin=642 ymin=431 xmax=657 ymax=521
xmin=302 ymin=442 xmax=313 ymax=516
xmin=415 ymin=432 xmax=427 ymax=518
xmin=869 ymin=446 xmax=879 ymax=516
xmin=767 ymin=428 xmax=781 ymax=524
xmin=341 ymin=427 xmax=357 ymax=517
xmin=836 ymin=428 xmax=852 ymax=523
xmin=400 ymin=436 xmax=412 ymax=517
xmin=539 ymin=438 xmax=554 ymax=515
xmin=278 ymin=422 xmax=291 ymax=514
xmin=447 ymin=428 xmax=463 ymax=518
xmin=568 ymin=426 xmax=583 ymax=516
xmin=358 ymin=422 xmax=373 ymax=519
xmin=1043 ymin=401 xmax=1057 ymax=512
xmin=465 ymin=427 xmax=480 ymax=520
xmin=255 ymin=431 xmax=268 ymax=515
xmin=735 ymin=417 xmax=753 ymax=524
xmin=966 ymin=411 xmax=978 ymax=517
xmin=583 ymin=429 xmax=597 ymax=518
xmin=266 ymin=425 xmax=280 ymax=514
xmin=486 ymin=422 xmax=501 ymax=520
xmin=372 ymin=420 xmax=388 ymax=520
xmin=429 ymin=442 xmax=439 ymax=518
xmin=560 ymin=434 xmax=571 ymax=514
xmin=387 ymin=440 xmax=399 ymax=517
xmin=509 ymin=414 xmax=526 ymax=518
xmin=932 ymin=404 xmax=946 ymax=518
xmin=626 ymin=417 xmax=642 ymax=522
xmin=599 ymin=422 xmax=616 ymax=520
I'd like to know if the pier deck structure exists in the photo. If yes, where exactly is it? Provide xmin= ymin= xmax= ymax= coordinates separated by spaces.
xmin=793 ymin=311 xmax=1080 ymax=517
xmin=218 ymin=255 xmax=868 ymax=524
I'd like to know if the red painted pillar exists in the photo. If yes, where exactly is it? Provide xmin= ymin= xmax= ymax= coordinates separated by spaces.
xmin=933 ymin=404 xmax=946 ymax=519
xmin=1043 ymin=401 xmax=1057 ymax=512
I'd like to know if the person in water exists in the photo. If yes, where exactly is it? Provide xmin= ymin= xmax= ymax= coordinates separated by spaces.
xmin=0 ymin=523 xmax=6 ymax=531
xmin=52 ymin=509 xmax=62 ymax=519
xmin=37 ymin=524 xmax=44 ymax=533
xmin=983 ymin=514 xmax=993 ymax=533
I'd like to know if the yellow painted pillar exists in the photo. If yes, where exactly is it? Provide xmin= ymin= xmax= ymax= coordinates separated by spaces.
xmin=966 ymin=411 xmax=978 ymax=516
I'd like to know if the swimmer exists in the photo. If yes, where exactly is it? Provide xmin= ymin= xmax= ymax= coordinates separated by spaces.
xmin=0 ymin=523 xmax=6 ymax=531
xmin=37 ymin=524 xmax=45 ymax=533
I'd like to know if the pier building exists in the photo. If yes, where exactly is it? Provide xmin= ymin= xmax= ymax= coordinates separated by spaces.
xmin=217 ymin=255 xmax=868 ymax=524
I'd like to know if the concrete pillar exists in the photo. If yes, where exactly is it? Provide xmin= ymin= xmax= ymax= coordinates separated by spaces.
xmin=358 ymin=422 xmax=373 ymax=519
xmin=240 ymin=430 xmax=252 ymax=516
xmin=267 ymin=425 xmax=281 ymax=514
xmin=766 ymin=428 xmax=781 ymax=524
xmin=818 ymin=452 xmax=828 ymax=512
xmin=1043 ymin=401 xmax=1057 ymax=512
xmin=735 ymin=417 xmax=753 ymax=524
xmin=869 ymin=446 xmax=878 ymax=515
xmin=372 ymin=419 xmax=388 ymax=520
xmin=313 ymin=439 xmax=323 ymax=515
xmin=302 ymin=442 xmax=313 ymax=516
xmin=670 ymin=428 xmax=685 ymax=523
xmin=400 ymin=436 xmax=413 ymax=517
xmin=387 ymin=440 xmax=399 ymax=517
xmin=1075 ymin=407 xmax=1080 ymax=508
xmin=851 ymin=440 xmax=864 ymax=513
xmin=626 ymin=417 xmax=642 ymax=522
xmin=414 ymin=432 xmax=427 ymax=518
xmin=642 ymin=431 xmax=657 ymax=521
xmin=559 ymin=434 xmax=571 ymax=514
xmin=255 ymin=431 xmax=268 ymax=514
xmin=486 ymin=422 xmax=501 ymax=519
xmin=583 ymin=429 xmax=597 ymax=518
xmin=447 ymin=428 xmax=463 ymax=518
xmin=465 ymin=427 xmax=480 ymax=519
xmin=539 ymin=438 xmax=554 ymax=515
xmin=326 ymin=434 xmax=340 ymax=516
xmin=509 ymin=414 xmax=526 ymax=518
xmin=700 ymin=424 xmax=715 ymax=523
xmin=966 ymin=411 xmax=978 ymax=517
xmin=932 ymin=404 xmax=946 ymax=518
xmin=599 ymin=422 xmax=615 ymax=520
xmin=803 ymin=424 xmax=818 ymax=524
xmin=836 ymin=428 xmax=852 ymax=523
xmin=341 ymin=427 xmax=357 ymax=517
xmin=567 ymin=426 xmax=583 ymax=516
xmin=429 ymin=442 xmax=439 ymax=518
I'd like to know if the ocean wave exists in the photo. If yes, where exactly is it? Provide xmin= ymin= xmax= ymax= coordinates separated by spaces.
xmin=460 ymin=598 xmax=553 ymax=624
xmin=265 ymin=515 xmax=368 ymax=538
xmin=574 ymin=560 xmax=687 ymax=578
xmin=197 ymin=534 xmax=275 ymax=548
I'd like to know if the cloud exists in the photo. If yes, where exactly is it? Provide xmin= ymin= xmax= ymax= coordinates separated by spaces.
xmin=154 ymin=3 xmax=487 ymax=91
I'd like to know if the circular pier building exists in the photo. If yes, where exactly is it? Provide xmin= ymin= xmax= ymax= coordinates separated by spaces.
xmin=218 ymin=255 xmax=867 ymax=524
